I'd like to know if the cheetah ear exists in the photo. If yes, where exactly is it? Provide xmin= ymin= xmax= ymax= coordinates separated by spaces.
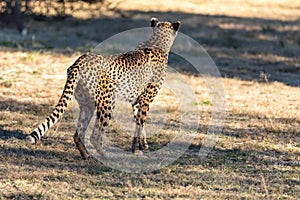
xmin=172 ymin=21 xmax=181 ymax=31
xmin=151 ymin=17 xmax=159 ymax=27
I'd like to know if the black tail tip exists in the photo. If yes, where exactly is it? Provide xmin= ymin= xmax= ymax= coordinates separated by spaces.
xmin=26 ymin=133 xmax=38 ymax=144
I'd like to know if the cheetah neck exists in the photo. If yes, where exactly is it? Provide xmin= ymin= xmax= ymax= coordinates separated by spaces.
xmin=135 ymin=34 xmax=175 ymax=53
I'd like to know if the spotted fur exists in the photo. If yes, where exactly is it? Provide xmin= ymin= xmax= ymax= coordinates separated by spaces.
xmin=26 ymin=18 xmax=181 ymax=159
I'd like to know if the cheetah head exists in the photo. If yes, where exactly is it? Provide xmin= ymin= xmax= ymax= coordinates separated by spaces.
xmin=150 ymin=17 xmax=181 ymax=37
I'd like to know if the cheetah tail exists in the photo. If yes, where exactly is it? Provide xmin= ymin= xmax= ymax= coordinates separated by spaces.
xmin=26 ymin=65 xmax=79 ymax=144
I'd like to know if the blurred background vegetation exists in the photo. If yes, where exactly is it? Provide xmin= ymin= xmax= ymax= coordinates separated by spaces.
xmin=1 ymin=0 xmax=299 ymax=85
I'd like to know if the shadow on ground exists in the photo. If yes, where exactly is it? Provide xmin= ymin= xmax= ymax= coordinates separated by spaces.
xmin=0 ymin=97 xmax=298 ymax=173
xmin=0 ymin=127 xmax=25 ymax=140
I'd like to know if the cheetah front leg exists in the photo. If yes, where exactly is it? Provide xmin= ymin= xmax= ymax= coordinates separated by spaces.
xmin=131 ymin=82 xmax=160 ymax=154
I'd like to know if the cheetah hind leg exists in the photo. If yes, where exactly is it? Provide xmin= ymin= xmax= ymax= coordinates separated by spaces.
xmin=73 ymin=104 xmax=94 ymax=160
xmin=89 ymin=105 xmax=114 ymax=158
xmin=90 ymin=76 xmax=115 ymax=158
xmin=73 ymin=83 xmax=95 ymax=160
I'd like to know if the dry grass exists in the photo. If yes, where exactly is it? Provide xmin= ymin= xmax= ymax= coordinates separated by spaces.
xmin=0 ymin=0 xmax=299 ymax=199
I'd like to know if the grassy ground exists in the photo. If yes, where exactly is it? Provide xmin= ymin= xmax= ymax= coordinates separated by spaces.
xmin=0 ymin=0 xmax=299 ymax=199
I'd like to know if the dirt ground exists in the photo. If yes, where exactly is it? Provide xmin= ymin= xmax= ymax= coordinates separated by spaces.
xmin=0 ymin=0 xmax=299 ymax=199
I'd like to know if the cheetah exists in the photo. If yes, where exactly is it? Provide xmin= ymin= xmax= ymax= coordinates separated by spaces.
xmin=26 ymin=18 xmax=181 ymax=159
